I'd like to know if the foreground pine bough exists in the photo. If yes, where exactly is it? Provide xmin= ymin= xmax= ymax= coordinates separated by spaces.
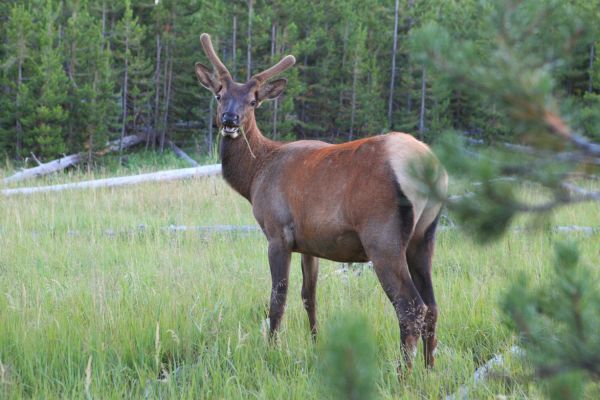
xmin=195 ymin=33 xmax=448 ymax=370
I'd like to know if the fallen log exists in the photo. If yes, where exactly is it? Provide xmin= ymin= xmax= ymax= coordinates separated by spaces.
xmin=446 ymin=346 xmax=523 ymax=400
xmin=63 ymin=224 xmax=261 ymax=237
xmin=101 ymin=134 xmax=147 ymax=154
xmin=3 ymin=153 xmax=85 ymax=185
xmin=1 ymin=164 xmax=222 ymax=196
xmin=465 ymin=137 xmax=600 ymax=166
xmin=3 ymin=134 xmax=146 ymax=184
xmin=166 ymin=140 xmax=199 ymax=167
xmin=165 ymin=224 xmax=260 ymax=233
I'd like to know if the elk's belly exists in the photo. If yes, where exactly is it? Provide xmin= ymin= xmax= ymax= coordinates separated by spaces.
xmin=293 ymin=230 xmax=368 ymax=263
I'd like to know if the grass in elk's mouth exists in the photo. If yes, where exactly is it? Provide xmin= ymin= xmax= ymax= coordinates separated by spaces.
xmin=0 ymin=173 xmax=598 ymax=399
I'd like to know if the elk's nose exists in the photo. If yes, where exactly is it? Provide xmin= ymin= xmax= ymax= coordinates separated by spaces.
xmin=221 ymin=112 xmax=239 ymax=127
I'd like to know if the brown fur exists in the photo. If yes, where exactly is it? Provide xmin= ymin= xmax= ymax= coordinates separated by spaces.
xmin=196 ymin=34 xmax=448 ymax=371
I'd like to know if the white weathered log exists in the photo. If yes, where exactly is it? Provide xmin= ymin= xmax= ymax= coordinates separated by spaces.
xmin=2 ymin=164 xmax=222 ymax=196
xmin=3 ymin=153 xmax=85 ymax=184
xmin=446 ymin=346 xmax=523 ymax=400
xmin=104 ymin=134 xmax=147 ymax=153
xmin=166 ymin=140 xmax=199 ymax=166
xmin=165 ymin=224 xmax=259 ymax=233
xmin=3 ymin=135 xmax=146 ymax=184
xmin=466 ymin=137 xmax=600 ymax=166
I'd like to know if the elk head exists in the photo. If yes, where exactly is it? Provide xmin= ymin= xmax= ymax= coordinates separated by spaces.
xmin=195 ymin=33 xmax=295 ymax=138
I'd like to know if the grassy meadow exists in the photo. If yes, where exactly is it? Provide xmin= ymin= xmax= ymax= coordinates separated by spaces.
xmin=0 ymin=166 xmax=599 ymax=399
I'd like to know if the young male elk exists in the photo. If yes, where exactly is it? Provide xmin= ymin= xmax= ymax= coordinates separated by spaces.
xmin=195 ymin=33 xmax=448 ymax=370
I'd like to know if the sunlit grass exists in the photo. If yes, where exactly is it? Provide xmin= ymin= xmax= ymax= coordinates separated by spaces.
xmin=0 ymin=173 xmax=598 ymax=398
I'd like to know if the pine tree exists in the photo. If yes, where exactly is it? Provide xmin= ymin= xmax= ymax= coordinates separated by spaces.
xmin=64 ymin=3 xmax=118 ymax=158
xmin=73 ymin=5 xmax=118 ymax=163
xmin=270 ymin=20 xmax=301 ymax=140
xmin=413 ymin=1 xmax=600 ymax=397
xmin=1 ymin=4 xmax=36 ymax=159
xmin=113 ymin=0 xmax=149 ymax=160
xmin=503 ymin=242 xmax=600 ymax=400
xmin=162 ymin=0 xmax=227 ymax=153
xmin=318 ymin=314 xmax=378 ymax=400
xmin=21 ymin=2 xmax=69 ymax=159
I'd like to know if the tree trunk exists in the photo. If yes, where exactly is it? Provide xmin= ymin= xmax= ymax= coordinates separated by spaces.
xmin=273 ymin=97 xmax=279 ymax=139
xmin=232 ymin=15 xmax=237 ymax=79
xmin=589 ymin=44 xmax=595 ymax=93
xmin=349 ymin=52 xmax=359 ymax=141
xmin=67 ymin=25 xmax=78 ymax=147
xmin=337 ymin=22 xmax=350 ymax=140
xmin=58 ymin=0 xmax=66 ymax=46
xmin=271 ymin=23 xmax=278 ymax=139
xmin=418 ymin=66 xmax=426 ymax=138
xmin=406 ymin=0 xmax=414 ymax=113
xmin=68 ymin=31 xmax=77 ymax=86
xmin=388 ymin=0 xmax=400 ymax=128
xmin=109 ymin=13 xmax=115 ymax=51
xmin=101 ymin=1 xmax=107 ymax=49
xmin=300 ymin=53 xmax=308 ymax=131
xmin=89 ymin=73 xmax=98 ymax=166
xmin=160 ymin=45 xmax=173 ymax=153
xmin=342 ymin=22 xmax=350 ymax=70
xmin=271 ymin=22 xmax=276 ymax=63
xmin=152 ymin=32 xmax=162 ymax=150
xmin=16 ymin=58 xmax=23 ymax=160
xmin=160 ymin=37 xmax=169 ymax=151
xmin=119 ymin=34 xmax=129 ymax=163
xmin=247 ymin=0 xmax=253 ymax=81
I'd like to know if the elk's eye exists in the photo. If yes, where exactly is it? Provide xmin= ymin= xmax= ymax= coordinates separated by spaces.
xmin=250 ymin=100 xmax=257 ymax=107
xmin=215 ymin=94 xmax=221 ymax=101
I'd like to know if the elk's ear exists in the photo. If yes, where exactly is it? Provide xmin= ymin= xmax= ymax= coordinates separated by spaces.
xmin=195 ymin=62 xmax=220 ymax=93
xmin=256 ymin=78 xmax=287 ymax=104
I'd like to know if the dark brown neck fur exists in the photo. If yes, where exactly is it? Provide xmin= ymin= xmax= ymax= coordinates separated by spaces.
xmin=220 ymin=113 xmax=281 ymax=201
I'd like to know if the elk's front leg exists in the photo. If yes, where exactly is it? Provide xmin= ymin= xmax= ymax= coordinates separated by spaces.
xmin=301 ymin=254 xmax=319 ymax=338
xmin=268 ymin=241 xmax=291 ymax=336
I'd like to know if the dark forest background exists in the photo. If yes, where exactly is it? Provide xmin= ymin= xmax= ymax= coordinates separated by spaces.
xmin=1 ymin=0 xmax=599 ymax=162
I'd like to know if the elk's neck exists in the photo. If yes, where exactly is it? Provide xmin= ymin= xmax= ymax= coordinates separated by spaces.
xmin=220 ymin=114 xmax=280 ymax=202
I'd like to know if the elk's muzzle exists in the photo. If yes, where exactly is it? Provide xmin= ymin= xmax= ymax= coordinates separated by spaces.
xmin=220 ymin=112 xmax=241 ymax=138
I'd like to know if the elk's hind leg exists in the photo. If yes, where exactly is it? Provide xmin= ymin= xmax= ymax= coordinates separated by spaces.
xmin=370 ymin=250 xmax=426 ymax=371
xmin=407 ymin=213 xmax=441 ymax=368
xmin=300 ymin=254 xmax=319 ymax=338
xmin=361 ymin=225 xmax=426 ymax=371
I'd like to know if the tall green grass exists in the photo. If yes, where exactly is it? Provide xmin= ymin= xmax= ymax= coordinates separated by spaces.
xmin=0 ymin=174 xmax=598 ymax=398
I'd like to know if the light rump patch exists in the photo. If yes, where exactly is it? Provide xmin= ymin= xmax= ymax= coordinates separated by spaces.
xmin=385 ymin=132 xmax=448 ymax=239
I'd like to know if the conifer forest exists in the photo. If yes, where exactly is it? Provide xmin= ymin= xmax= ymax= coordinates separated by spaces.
xmin=1 ymin=0 xmax=598 ymax=162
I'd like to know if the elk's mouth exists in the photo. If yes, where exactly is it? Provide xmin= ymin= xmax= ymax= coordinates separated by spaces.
xmin=221 ymin=125 xmax=240 ymax=138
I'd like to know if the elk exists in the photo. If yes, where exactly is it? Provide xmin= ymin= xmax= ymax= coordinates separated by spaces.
xmin=195 ymin=33 xmax=448 ymax=370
